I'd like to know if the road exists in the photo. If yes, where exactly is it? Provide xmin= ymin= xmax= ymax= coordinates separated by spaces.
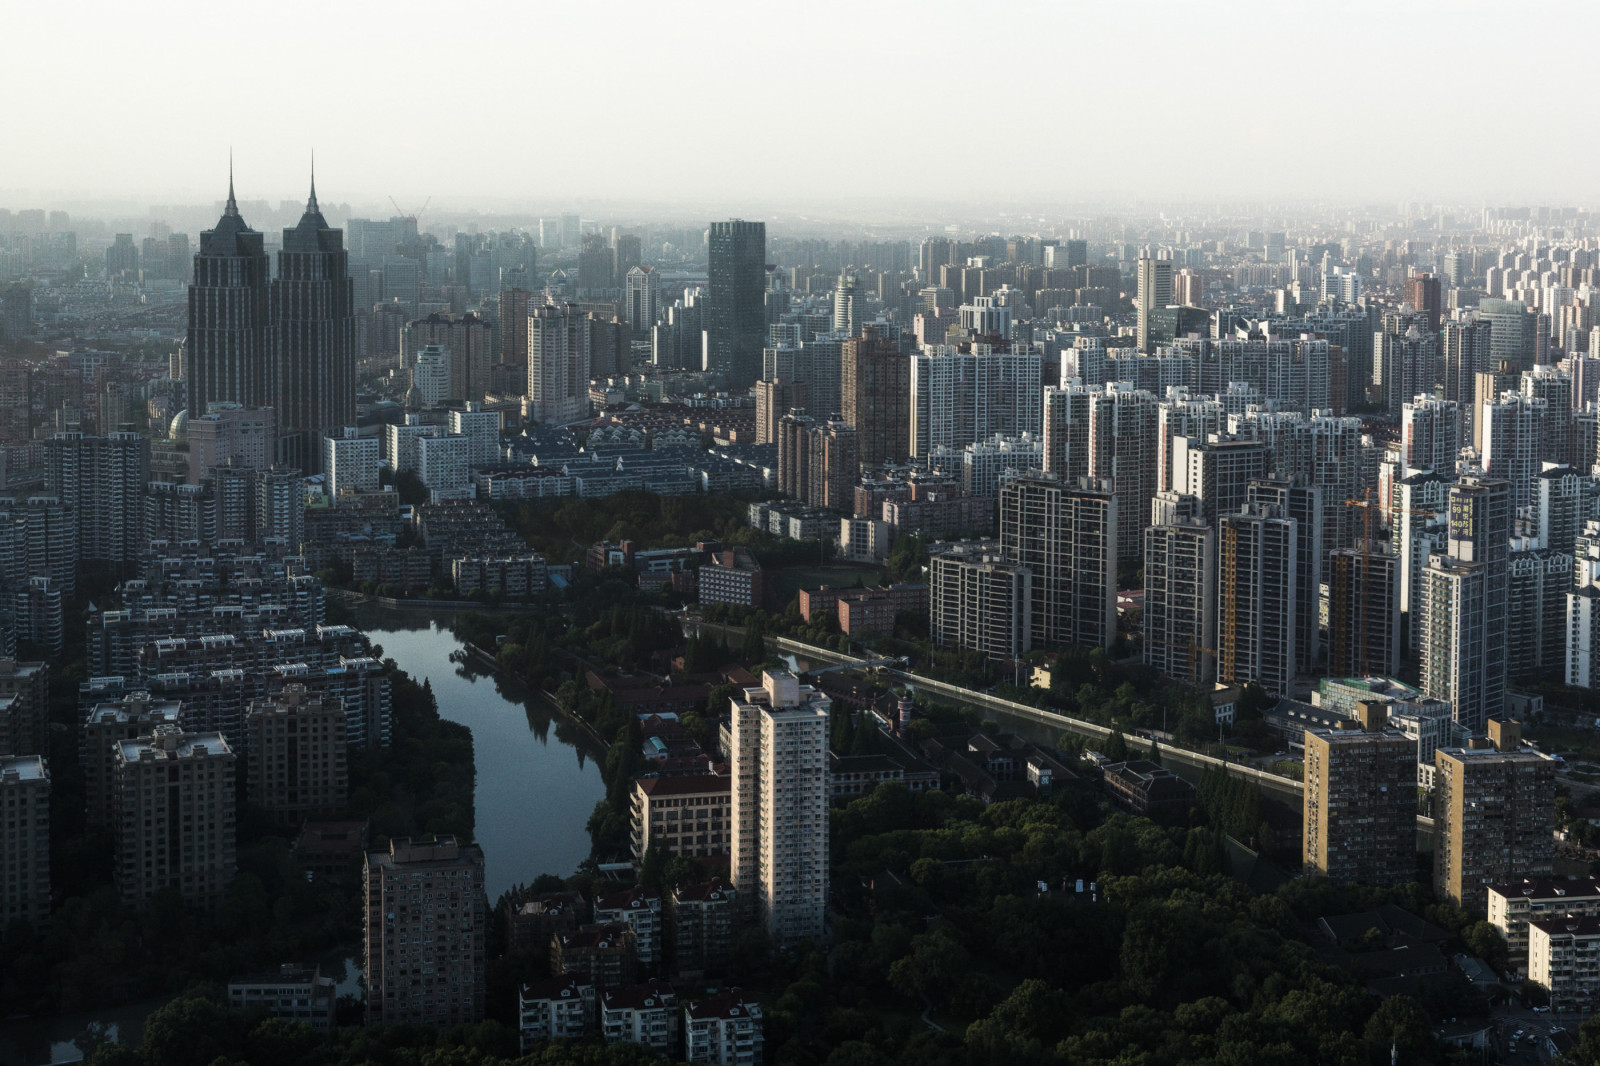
xmin=686 ymin=618 xmax=1447 ymax=842
xmin=687 ymin=618 xmax=1305 ymax=805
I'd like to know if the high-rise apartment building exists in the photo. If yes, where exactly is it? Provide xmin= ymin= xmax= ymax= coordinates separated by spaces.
xmin=499 ymin=288 xmax=536 ymax=369
xmin=1217 ymin=502 xmax=1298 ymax=696
xmin=1087 ymin=384 xmax=1159 ymax=562
xmin=364 ymin=836 xmax=487 ymax=1025
xmin=1302 ymin=717 xmax=1416 ymax=885
xmin=113 ymin=727 xmax=237 ymax=908
xmin=81 ymin=691 xmax=182 ymax=830
xmin=0 ymin=755 xmax=49 ymax=927
xmin=1421 ymin=476 xmax=1511 ymax=733
xmin=807 ymin=418 xmax=858 ymax=512
xmin=271 ymin=176 xmax=356 ymax=472
xmin=832 ymin=273 xmax=864 ymax=339
xmin=244 ymin=684 xmax=348 ymax=822
xmin=999 ymin=474 xmax=1116 ymax=650
xmin=929 ymin=542 xmax=1032 ymax=659
xmin=841 ymin=327 xmax=909 ymax=468
xmin=1143 ymin=512 xmax=1215 ymax=683
xmin=1434 ymin=723 xmax=1555 ymax=912
xmin=1374 ymin=311 xmax=1439 ymax=419
xmin=909 ymin=344 xmax=1043 ymax=457
xmin=754 ymin=380 xmax=807 ymax=446
xmin=187 ymin=175 xmax=270 ymax=420
xmin=406 ymin=312 xmax=495 ymax=403
xmin=322 ymin=427 xmax=379 ymax=496
xmin=1169 ymin=437 xmax=1269 ymax=524
xmin=527 ymin=302 xmax=591 ymax=424
xmin=46 ymin=431 xmax=150 ymax=565
xmin=1443 ymin=318 xmax=1492 ymax=436
xmin=1400 ymin=398 xmax=1459 ymax=477
xmin=728 ymin=670 xmax=829 ymax=943
xmin=1327 ymin=546 xmax=1401 ymax=678
xmin=705 ymin=220 xmax=767 ymax=386
xmin=1481 ymin=391 xmax=1547 ymax=511
xmin=1042 ymin=384 xmax=1093 ymax=479
xmin=1135 ymin=257 xmax=1172 ymax=353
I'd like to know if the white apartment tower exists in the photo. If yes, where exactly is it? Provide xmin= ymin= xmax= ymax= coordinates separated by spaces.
xmin=527 ymin=301 xmax=592 ymax=424
xmin=728 ymin=670 xmax=829 ymax=943
xmin=1400 ymin=397 xmax=1460 ymax=477
xmin=322 ymin=427 xmax=379 ymax=496
xmin=1087 ymin=383 xmax=1159 ymax=562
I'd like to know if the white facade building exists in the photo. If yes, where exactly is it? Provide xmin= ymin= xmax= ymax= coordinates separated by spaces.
xmin=322 ymin=427 xmax=379 ymax=497
xmin=729 ymin=670 xmax=829 ymax=943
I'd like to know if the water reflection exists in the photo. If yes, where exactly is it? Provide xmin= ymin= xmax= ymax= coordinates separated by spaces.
xmin=351 ymin=609 xmax=608 ymax=899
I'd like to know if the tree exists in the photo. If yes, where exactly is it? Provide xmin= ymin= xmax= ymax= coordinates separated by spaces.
xmin=1101 ymin=729 xmax=1129 ymax=762
xmin=741 ymin=615 xmax=768 ymax=663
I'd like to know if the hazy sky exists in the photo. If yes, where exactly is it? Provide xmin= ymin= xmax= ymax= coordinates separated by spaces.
xmin=6 ymin=0 xmax=1597 ymax=214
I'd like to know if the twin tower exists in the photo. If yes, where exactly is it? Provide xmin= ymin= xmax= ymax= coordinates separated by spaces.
xmin=186 ymin=167 xmax=356 ymax=472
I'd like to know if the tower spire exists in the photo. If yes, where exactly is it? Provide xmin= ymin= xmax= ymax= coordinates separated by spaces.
xmin=307 ymin=150 xmax=318 ymax=214
xmin=226 ymin=149 xmax=239 ymax=217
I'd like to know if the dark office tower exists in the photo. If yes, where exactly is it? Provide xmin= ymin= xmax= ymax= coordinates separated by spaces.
xmin=1405 ymin=272 xmax=1443 ymax=331
xmin=187 ymin=173 xmax=270 ymax=420
xmin=706 ymin=220 xmax=767 ymax=387
xmin=1062 ymin=239 xmax=1088 ymax=269
xmin=1479 ymin=299 xmax=1539 ymax=371
xmin=270 ymin=171 xmax=355 ymax=472
xmin=841 ymin=327 xmax=909 ymax=467
xmin=611 ymin=233 xmax=641 ymax=284
xmin=500 ymin=288 xmax=535 ymax=368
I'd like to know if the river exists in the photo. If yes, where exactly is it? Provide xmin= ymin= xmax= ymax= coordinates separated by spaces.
xmin=354 ymin=609 xmax=609 ymax=899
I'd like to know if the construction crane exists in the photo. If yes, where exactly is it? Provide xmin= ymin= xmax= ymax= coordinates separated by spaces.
xmin=1342 ymin=492 xmax=1436 ymax=676
xmin=388 ymin=196 xmax=431 ymax=225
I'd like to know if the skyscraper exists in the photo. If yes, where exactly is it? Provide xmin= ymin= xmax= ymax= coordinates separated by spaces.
xmin=1135 ymin=257 xmax=1172 ymax=353
xmin=1143 ymin=508 xmax=1216 ymax=684
xmin=271 ymin=170 xmax=355 ymax=471
xmin=1421 ymin=476 xmax=1511 ymax=733
xmin=1000 ymin=474 xmax=1117 ymax=651
xmin=1087 ymin=384 xmax=1159 ymax=562
xmin=1303 ymin=718 xmax=1416 ymax=886
xmin=705 ymin=220 xmax=767 ymax=386
xmin=832 ymin=273 xmax=864 ymax=339
xmin=0 ymin=755 xmax=49 ymax=928
xmin=187 ymin=170 xmax=270 ymax=420
xmin=1434 ymin=723 xmax=1555 ymax=912
xmin=729 ymin=670 xmax=829 ymax=943
xmin=840 ymin=326 xmax=909 ymax=468
xmin=527 ymin=302 xmax=591 ymax=424
xmin=365 ymin=836 xmax=487 ymax=1025
xmin=114 ymin=727 xmax=237 ymax=909
xmin=46 ymin=430 xmax=150 ymax=566
xmin=1217 ymin=502 xmax=1298 ymax=696
xmin=1327 ymin=547 xmax=1401 ymax=677
xmin=625 ymin=266 xmax=659 ymax=338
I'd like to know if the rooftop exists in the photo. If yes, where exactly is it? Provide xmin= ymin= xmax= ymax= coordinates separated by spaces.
xmin=0 ymin=755 xmax=48 ymax=782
